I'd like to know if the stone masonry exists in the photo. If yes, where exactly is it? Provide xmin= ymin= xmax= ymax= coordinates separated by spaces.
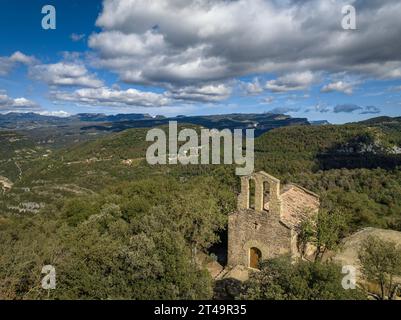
xmin=228 ymin=171 xmax=319 ymax=269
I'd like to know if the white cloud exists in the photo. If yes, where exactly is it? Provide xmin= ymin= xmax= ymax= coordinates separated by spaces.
xmin=242 ymin=78 xmax=264 ymax=95
xmin=39 ymin=110 xmax=71 ymax=117
xmin=167 ymin=83 xmax=232 ymax=102
xmin=3 ymin=1 xmax=401 ymax=110
xmin=51 ymin=87 xmax=171 ymax=108
xmin=321 ymin=81 xmax=354 ymax=95
xmin=306 ymin=103 xmax=331 ymax=113
xmin=265 ymin=71 xmax=318 ymax=92
xmin=0 ymin=93 xmax=40 ymax=112
xmin=10 ymin=51 xmax=36 ymax=65
xmin=0 ymin=51 xmax=36 ymax=76
xmin=88 ymin=0 xmax=401 ymax=88
xmin=30 ymin=62 xmax=104 ymax=88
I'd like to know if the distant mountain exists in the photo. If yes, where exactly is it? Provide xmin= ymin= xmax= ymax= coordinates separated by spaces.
xmin=310 ymin=120 xmax=331 ymax=126
xmin=0 ymin=112 xmax=61 ymax=122
xmin=356 ymin=116 xmax=401 ymax=125
xmin=0 ymin=112 xmax=311 ymax=137
xmin=72 ymin=113 xmax=154 ymax=122
xmin=0 ymin=112 xmax=73 ymax=130
xmin=0 ymin=112 xmax=157 ymax=127
xmin=80 ymin=113 xmax=311 ymax=137
xmin=0 ymin=112 xmax=314 ymax=147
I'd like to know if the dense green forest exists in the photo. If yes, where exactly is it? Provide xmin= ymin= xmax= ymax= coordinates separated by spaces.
xmin=255 ymin=124 xmax=401 ymax=231
xmin=1 ymin=117 xmax=401 ymax=299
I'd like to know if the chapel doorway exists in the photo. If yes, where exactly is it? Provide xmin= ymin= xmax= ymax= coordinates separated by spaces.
xmin=249 ymin=247 xmax=262 ymax=269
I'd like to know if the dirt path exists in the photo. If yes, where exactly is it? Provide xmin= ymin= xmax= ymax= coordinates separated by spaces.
xmin=14 ymin=161 xmax=22 ymax=180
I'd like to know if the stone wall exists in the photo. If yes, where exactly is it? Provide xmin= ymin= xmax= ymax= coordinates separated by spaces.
xmin=237 ymin=176 xmax=250 ymax=210
xmin=228 ymin=171 xmax=316 ymax=269
xmin=237 ymin=172 xmax=282 ymax=216
xmin=227 ymin=209 xmax=292 ymax=267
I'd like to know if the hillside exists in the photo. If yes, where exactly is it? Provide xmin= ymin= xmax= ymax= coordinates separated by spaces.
xmin=1 ymin=116 xmax=401 ymax=299
xmin=254 ymin=124 xmax=401 ymax=231
xmin=0 ymin=131 xmax=47 ymax=182
xmin=2 ymin=119 xmax=401 ymax=229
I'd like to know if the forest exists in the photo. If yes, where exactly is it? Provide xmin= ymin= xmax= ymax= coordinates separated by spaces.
xmin=1 ymin=117 xmax=401 ymax=299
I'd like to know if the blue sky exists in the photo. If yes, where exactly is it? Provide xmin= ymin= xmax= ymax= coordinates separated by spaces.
xmin=0 ymin=0 xmax=401 ymax=124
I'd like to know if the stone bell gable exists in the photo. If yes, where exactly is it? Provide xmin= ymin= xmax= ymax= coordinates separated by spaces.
xmin=228 ymin=171 xmax=319 ymax=270
xmin=237 ymin=171 xmax=282 ymax=215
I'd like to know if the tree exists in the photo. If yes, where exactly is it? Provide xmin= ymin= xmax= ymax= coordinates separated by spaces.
xmin=297 ymin=213 xmax=317 ymax=259
xmin=359 ymin=236 xmax=401 ymax=300
xmin=298 ymin=209 xmax=348 ymax=261
xmin=167 ymin=186 xmax=226 ymax=264
xmin=315 ymin=209 xmax=348 ymax=260
xmin=241 ymin=256 xmax=365 ymax=300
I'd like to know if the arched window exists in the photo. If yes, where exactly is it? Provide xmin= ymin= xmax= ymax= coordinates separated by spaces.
xmin=249 ymin=179 xmax=255 ymax=209
xmin=249 ymin=247 xmax=262 ymax=269
xmin=263 ymin=181 xmax=270 ymax=211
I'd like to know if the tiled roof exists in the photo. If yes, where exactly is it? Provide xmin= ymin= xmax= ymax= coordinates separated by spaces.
xmin=264 ymin=184 xmax=319 ymax=229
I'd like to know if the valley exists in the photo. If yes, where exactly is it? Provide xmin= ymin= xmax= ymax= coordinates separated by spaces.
xmin=0 ymin=112 xmax=401 ymax=300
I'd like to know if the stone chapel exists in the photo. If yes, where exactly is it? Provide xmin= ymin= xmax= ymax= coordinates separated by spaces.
xmin=227 ymin=171 xmax=320 ymax=270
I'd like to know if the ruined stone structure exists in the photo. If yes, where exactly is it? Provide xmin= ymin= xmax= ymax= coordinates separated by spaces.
xmin=228 ymin=171 xmax=320 ymax=269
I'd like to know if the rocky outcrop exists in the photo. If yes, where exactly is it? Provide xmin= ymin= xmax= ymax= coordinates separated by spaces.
xmin=0 ymin=176 xmax=13 ymax=191
xmin=333 ymin=227 xmax=401 ymax=282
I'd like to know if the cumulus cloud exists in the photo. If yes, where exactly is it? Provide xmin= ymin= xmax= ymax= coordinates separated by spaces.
xmin=265 ymin=71 xmax=317 ymax=92
xmin=321 ymin=81 xmax=354 ymax=95
xmin=0 ymin=51 xmax=36 ymax=76
xmin=334 ymin=104 xmax=363 ymax=113
xmin=39 ymin=110 xmax=71 ymax=117
xmin=167 ymin=83 xmax=232 ymax=102
xmin=50 ymin=87 xmax=171 ymax=108
xmin=30 ymin=62 xmax=104 ymax=88
xmin=0 ymin=92 xmax=41 ymax=112
xmin=242 ymin=78 xmax=264 ymax=95
xmin=88 ymin=0 xmax=401 ymax=89
xmin=10 ymin=51 xmax=36 ymax=65
xmin=305 ymin=103 xmax=332 ymax=113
